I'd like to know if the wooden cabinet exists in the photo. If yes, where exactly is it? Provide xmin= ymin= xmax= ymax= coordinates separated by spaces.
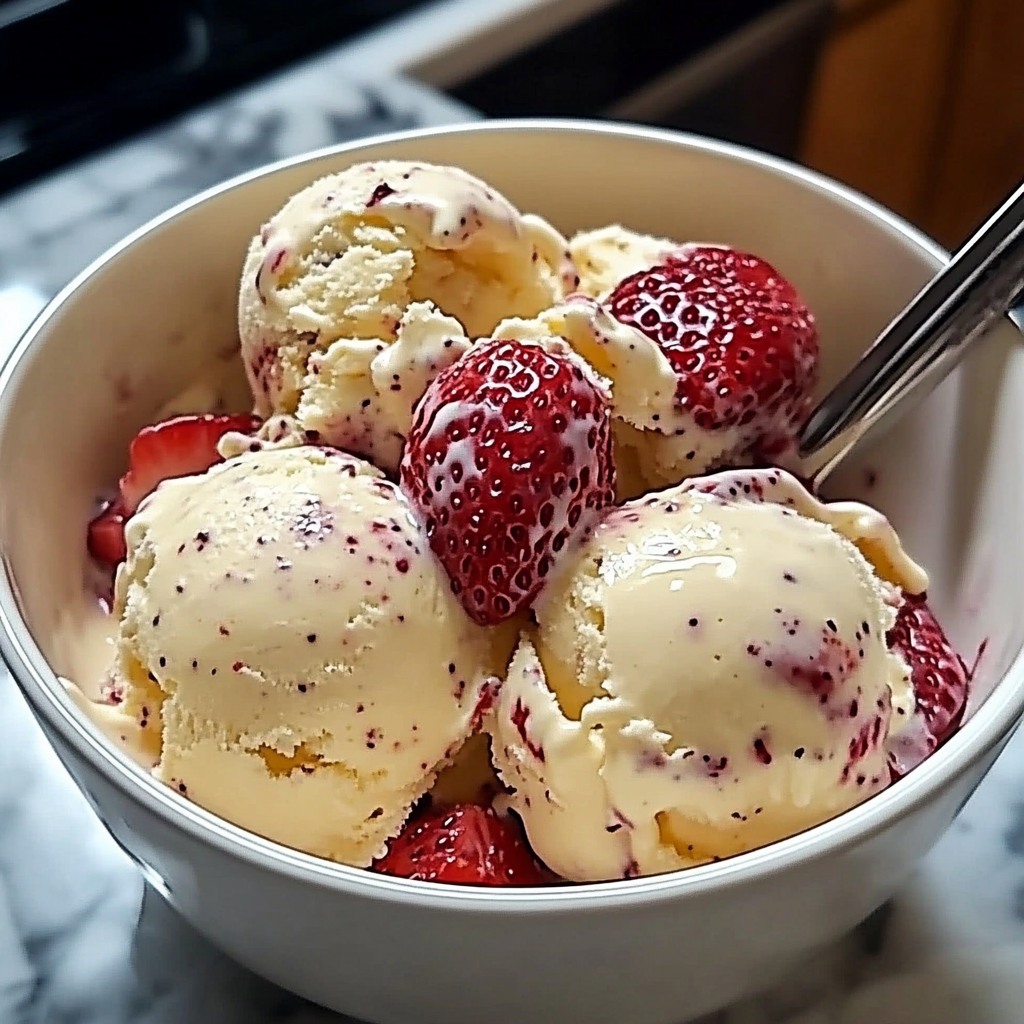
xmin=800 ymin=0 xmax=1024 ymax=248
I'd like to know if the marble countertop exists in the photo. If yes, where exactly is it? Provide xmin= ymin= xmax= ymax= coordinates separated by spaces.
xmin=3 ymin=7 xmax=1024 ymax=1023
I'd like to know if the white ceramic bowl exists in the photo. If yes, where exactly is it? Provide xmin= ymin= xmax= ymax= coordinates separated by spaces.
xmin=2 ymin=121 xmax=1023 ymax=1024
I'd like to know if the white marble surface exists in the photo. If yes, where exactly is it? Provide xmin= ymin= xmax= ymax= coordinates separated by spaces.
xmin=2 ymin=15 xmax=1024 ymax=1024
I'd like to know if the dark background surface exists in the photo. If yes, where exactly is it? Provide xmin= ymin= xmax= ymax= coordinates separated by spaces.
xmin=0 ymin=0 xmax=433 ymax=192
xmin=0 ymin=0 xmax=807 ymax=194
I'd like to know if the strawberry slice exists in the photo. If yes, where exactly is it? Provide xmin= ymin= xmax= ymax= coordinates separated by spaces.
xmin=606 ymin=245 xmax=819 ymax=454
xmin=119 ymin=413 xmax=260 ymax=514
xmin=372 ymin=803 xmax=553 ymax=886
xmin=400 ymin=338 xmax=615 ymax=625
xmin=887 ymin=592 xmax=970 ymax=776
xmin=86 ymin=499 xmax=128 ymax=566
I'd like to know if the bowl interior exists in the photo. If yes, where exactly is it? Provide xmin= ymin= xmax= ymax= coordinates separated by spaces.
xmin=1 ymin=122 xmax=1022 ymax=844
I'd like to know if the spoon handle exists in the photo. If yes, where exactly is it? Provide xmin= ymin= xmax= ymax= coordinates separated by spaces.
xmin=799 ymin=179 xmax=1024 ymax=458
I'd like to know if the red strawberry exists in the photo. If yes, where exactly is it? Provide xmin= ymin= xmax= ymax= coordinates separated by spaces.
xmin=400 ymin=338 xmax=614 ymax=625
xmin=372 ymin=803 xmax=552 ymax=886
xmin=606 ymin=245 xmax=819 ymax=453
xmin=119 ymin=413 xmax=260 ymax=514
xmin=887 ymin=592 xmax=969 ymax=776
xmin=86 ymin=499 xmax=128 ymax=566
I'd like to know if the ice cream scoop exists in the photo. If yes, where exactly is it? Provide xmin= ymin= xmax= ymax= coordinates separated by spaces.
xmin=107 ymin=445 xmax=501 ymax=866
xmin=238 ymin=160 xmax=574 ymax=468
xmin=233 ymin=301 xmax=473 ymax=472
xmin=487 ymin=468 xmax=926 ymax=882
xmin=569 ymin=225 xmax=679 ymax=299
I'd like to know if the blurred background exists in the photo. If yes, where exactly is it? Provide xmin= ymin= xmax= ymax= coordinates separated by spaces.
xmin=800 ymin=0 xmax=1023 ymax=249
xmin=1 ymin=0 xmax=1021 ymax=250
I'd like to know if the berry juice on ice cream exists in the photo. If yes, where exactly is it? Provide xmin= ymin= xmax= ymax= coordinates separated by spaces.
xmin=71 ymin=159 xmax=970 ymax=885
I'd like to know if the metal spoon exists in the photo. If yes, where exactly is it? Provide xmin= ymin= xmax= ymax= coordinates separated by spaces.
xmin=798 ymin=179 xmax=1024 ymax=484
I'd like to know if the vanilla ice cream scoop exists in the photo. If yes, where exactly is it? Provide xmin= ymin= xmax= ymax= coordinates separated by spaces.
xmin=108 ymin=445 xmax=500 ymax=866
xmin=488 ymin=468 xmax=926 ymax=882
xmin=221 ymin=302 xmax=474 ymax=472
xmin=569 ymin=225 xmax=679 ymax=299
xmin=239 ymin=160 xmax=575 ymax=466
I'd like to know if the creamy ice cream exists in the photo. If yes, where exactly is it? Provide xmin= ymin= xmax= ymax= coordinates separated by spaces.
xmin=224 ymin=301 xmax=473 ymax=471
xmin=488 ymin=468 xmax=926 ymax=882
xmin=105 ymin=445 xmax=502 ymax=866
xmin=569 ymin=225 xmax=679 ymax=299
xmin=238 ymin=160 xmax=575 ymax=468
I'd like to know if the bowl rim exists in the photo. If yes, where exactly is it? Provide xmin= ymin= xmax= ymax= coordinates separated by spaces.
xmin=3 ymin=117 xmax=1023 ymax=913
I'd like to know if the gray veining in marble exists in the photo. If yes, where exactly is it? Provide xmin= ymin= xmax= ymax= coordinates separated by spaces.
xmin=3 ymin=8 xmax=1024 ymax=1023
